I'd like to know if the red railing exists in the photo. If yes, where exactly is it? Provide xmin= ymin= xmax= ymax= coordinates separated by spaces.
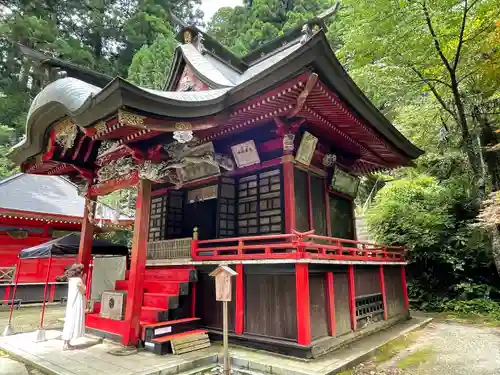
xmin=191 ymin=230 xmax=406 ymax=262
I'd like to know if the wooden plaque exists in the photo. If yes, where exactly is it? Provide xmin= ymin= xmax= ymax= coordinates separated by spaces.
xmin=210 ymin=265 xmax=238 ymax=302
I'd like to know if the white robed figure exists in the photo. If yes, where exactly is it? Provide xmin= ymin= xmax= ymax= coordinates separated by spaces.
xmin=62 ymin=263 xmax=86 ymax=350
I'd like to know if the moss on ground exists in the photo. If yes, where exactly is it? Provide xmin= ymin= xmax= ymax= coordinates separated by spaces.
xmin=397 ymin=347 xmax=435 ymax=369
xmin=373 ymin=331 xmax=420 ymax=363
xmin=439 ymin=312 xmax=500 ymax=327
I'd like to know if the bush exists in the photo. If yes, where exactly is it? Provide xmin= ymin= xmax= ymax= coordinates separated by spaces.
xmin=444 ymin=299 xmax=500 ymax=321
xmin=367 ymin=175 xmax=500 ymax=310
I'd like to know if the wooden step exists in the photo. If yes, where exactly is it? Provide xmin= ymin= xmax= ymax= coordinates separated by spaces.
xmin=144 ymin=267 xmax=197 ymax=282
xmin=145 ymin=329 xmax=208 ymax=355
xmin=171 ymin=332 xmax=210 ymax=355
xmin=140 ymin=307 xmax=169 ymax=323
xmin=141 ymin=317 xmax=200 ymax=341
xmin=143 ymin=281 xmax=189 ymax=295
xmin=143 ymin=293 xmax=179 ymax=309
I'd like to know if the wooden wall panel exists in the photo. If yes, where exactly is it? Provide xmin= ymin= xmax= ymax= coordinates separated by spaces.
xmin=245 ymin=273 xmax=297 ymax=340
xmin=195 ymin=270 xmax=236 ymax=331
xmin=354 ymin=267 xmax=381 ymax=296
xmin=294 ymin=168 xmax=310 ymax=232
xmin=309 ymin=273 xmax=329 ymax=340
xmin=333 ymin=272 xmax=351 ymax=336
xmin=310 ymin=175 xmax=327 ymax=236
xmin=384 ymin=266 xmax=406 ymax=317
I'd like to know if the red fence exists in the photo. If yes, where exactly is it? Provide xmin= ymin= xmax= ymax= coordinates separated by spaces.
xmin=191 ymin=230 xmax=406 ymax=262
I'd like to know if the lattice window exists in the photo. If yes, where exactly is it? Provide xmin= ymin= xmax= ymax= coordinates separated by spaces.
xmin=355 ymin=293 xmax=384 ymax=321
xmin=148 ymin=195 xmax=167 ymax=242
xmin=218 ymin=178 xmax=236 ymax=237
xmin=167 ymin=190 xmax=184 ymax=238
xmin=237 ymin=168 xmax=283 ymax=235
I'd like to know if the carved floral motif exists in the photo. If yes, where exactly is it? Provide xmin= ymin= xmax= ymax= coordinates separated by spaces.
xmin=54 ymin=118 xmax=77 ymax=149
xmin=118 ymin=110 xmax=146 ymax=126
xmin=97 ymin=156 xmax=137 ymax=184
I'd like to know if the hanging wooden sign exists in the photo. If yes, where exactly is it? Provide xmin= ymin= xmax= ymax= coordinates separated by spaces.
xmin=231 ymin=140 xmax=260 ymax=168
xmin=295 ymin=131 xmax=318 ymax=166
xmin=209 ymin=265 xmax=238 ymax=302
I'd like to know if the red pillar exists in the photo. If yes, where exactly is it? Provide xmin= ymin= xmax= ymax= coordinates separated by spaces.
xmin=401 ymin=265 xmax=409 ymax=310
xmin=78 ymin=196 xmax=96 ymax=277
xmin=282 ymin=156 xmax=296 ymax=233
xmin=123 ymin=179 xmax=152 ymax=346
xmin=379 ymin=265 xmax=388 ymax=320
xmin=191 ymin=283 xmax=197 ymax=318
xmin=325 ymin=272 xmax=336 ymax=336
xmin=295 ymin=263 xmax=311 ymax=345
xmin=235 ymin=264 xmax=244 ymax=334
xmin=347 ymin=265 xmax=357 ymax=331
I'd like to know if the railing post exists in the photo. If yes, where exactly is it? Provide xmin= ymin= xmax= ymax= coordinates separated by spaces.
xmin=191 ymin=227 xmax=199 ymax=259
xmin=237 ymin=240 xmax=244 ymax=256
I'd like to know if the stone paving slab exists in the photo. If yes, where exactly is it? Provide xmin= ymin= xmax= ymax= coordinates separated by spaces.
xmin=0 ymin=317 xmax=432 ymax=375
xmin=0 ymin=356 xmax=30 ymax=375
xmin=0 ymin=330 xmax=218 ymax=375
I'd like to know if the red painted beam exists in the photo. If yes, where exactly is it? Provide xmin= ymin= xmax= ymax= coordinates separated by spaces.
xmin=235 ymin=264 xmax=244 ymax=334
xmin=347 ymin=264 xmax=357 ymax=331
xmin=123 ymin=179 xmax=152 ymax=346
xmin=401 ymin=265 xmax=409 ymax=311
xmin=295 ymin=263 xmax=311 ymax=345
xmin=78 ymin=197 xmax=95 ymax=277
xmin=325 ymin=272 xmax=336 ymax=336
xmin=283 ymin=157 xmax=296 ymax=233
xmin=379 ymin=265 xmax=388 ymax=320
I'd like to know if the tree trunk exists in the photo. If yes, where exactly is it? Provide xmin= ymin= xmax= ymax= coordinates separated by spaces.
xmin=474 ymin=105 xmax=500 ymax=191
xmin=491 ymin=226 xmax=500 ymax=276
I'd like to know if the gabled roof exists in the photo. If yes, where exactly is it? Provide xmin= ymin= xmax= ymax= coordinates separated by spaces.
xmin=11 ymin=29 xmax=423 ymax=167
xmin=0 ymin=174 xmax=131 ymax=221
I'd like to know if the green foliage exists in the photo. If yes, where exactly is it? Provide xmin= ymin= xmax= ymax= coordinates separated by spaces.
xmin=367 ymin=175 xmax=500 ymax=310
xmin=444 ymin=299 xmax=500 ymax=321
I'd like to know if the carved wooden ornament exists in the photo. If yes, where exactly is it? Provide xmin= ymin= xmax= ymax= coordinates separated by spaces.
xmin=209 ymin=265 xmax=238 ymax=302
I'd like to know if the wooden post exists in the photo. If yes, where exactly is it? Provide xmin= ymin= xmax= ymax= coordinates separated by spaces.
xmin=306 ymin=174 xmax=314 ymax=229
xmin=295 ymin=263 xmax=311 ymax=345
xmin=348 ymin=265 xmax=357 ymax=331
xmin=325 ymin=272 xmax=336 ymax=336
xmin=235 ymin=264 xmax=244 ymax=334
xmin=324 ymin=179 xmax=332 ymax=236
xmin=78 ymin=196 xmax=96 ymax=277
xmin=210 ymin=265 xmax=238 ymax=375
xmin=379 ymin=265 xmax=388 ymax=320
xmin=39 ymin=256 xmax=53 ymax=329
xmin=282 ymin=155 xmax=296 ymax=233
xmin=223 ymin=301 xmax=229 ymax=374
xmin=123 ymin=179 xmax=152 ymax=346
xmin=401 ymin=265 xmax=409 ymax=311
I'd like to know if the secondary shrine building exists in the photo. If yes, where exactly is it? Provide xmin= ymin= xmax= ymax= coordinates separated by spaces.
xmin=11 ymin=17 xmax=423 ymax=358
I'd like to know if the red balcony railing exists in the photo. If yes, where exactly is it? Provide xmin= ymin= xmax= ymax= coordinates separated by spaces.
xmin=191 ymin=230 xmax=406 ymax=262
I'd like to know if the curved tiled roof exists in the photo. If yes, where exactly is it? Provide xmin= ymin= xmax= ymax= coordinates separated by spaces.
xmin=11 ymin=30 xmax=424 ymax=166
xmin=0 ymin=174 xmax=131 ymax=221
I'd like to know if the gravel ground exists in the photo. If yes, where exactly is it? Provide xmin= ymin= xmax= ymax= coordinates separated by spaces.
xmin=347 ymin=321 xmax=500 ymax=375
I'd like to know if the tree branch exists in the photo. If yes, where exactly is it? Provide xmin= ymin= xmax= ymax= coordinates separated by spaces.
xmin=453 ymin=0 xmax=469 ymax=71
xmin=422 ymin=1 xmax=453 ymax=73
xmin=409 ymin=65 xmax=457 ymax=120
xmin=410 ymin=77 xmax=453 ymax=88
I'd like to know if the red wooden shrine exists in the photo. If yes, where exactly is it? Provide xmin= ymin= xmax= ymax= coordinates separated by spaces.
xmin=11 ymin=14 xmax=423 ymax=358
xmin=0 ymin=173 xmax=132 ymax=303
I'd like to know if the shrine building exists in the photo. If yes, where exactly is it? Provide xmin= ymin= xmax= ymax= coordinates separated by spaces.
xmin=10 ymin=14 xmax=423 ymax=358
xmin=0 ymin=173 xmax=132 ymax=302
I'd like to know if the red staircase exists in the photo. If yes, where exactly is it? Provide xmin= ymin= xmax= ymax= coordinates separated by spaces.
xmin=86 ymin=266 xmax=206 ymax=355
